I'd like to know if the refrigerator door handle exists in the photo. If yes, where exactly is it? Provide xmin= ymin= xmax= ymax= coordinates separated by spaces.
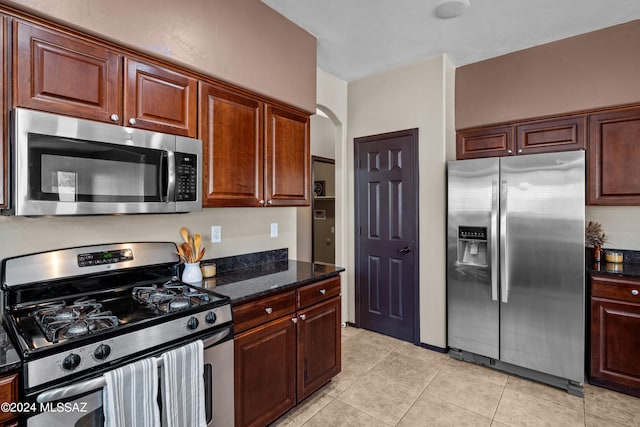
xmin=500 ymin=179 xmax=509 ymax=303
xmin=490 ymin=180 xmax=499 ymax=302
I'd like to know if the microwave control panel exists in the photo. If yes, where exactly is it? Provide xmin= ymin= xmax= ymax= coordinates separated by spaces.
xmin=175 ymin=153 xmax=198 ymax=201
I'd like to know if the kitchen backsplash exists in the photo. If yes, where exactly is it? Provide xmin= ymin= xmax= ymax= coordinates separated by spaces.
xmin=0 ymin=207 xmax=297 ymax=262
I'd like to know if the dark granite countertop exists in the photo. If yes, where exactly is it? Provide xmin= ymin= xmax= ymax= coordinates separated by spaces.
xmin=199 ymin=260 xmax=344 ymax=304
xmin=586 ymin=248 xmax=640 ymax=279
xmin=0 ymin=325 xmax=20 ymax=373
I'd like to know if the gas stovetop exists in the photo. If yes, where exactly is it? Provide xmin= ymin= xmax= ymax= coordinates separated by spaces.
xmin=8 ymin=277 xmax=229 ymax=354
xmin=0 ymin=242 xmax=233 ymax=392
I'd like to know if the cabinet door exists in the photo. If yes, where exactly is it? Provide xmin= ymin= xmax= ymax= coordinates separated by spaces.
xmin=297 ymin=296 xmax=341 ymax=401
xmin=199 ymin=82 xmax=263 ymax=207
xmin=234 ymin=316 xmax=296 ymax=427
xmin=590 ymin=297 xmax=640 ymax=397
xmin=0 ymin=373 xmax=17 ymax=424
xmin=265 ymin=105 xmax=310 ymax=206
xmin=588 ymin=107 xmax=640 ymax=205
xmin=456 ymin=125 xmax=515 ymax=159
xmin=516 ymin=115 xmax=586 ymax=155
xmin=13 ymin=19 xmax=121 ymax=123
xmin=124 ymin=57 xmax=197 ymax=137
xmin=0 ymin=15 xmax=6 ymax=209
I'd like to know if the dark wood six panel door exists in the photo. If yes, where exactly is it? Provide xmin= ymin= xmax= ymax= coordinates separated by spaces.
xmin=354 ymin=128 xmax=419 ymax=343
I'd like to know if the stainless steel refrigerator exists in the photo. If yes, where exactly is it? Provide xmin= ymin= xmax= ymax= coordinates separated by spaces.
xmin=447 ymin=150 xmax=585 ymax=395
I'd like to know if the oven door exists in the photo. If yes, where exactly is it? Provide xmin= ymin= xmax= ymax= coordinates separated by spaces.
xmin=26 ymin=328 xmax=234 ymax=427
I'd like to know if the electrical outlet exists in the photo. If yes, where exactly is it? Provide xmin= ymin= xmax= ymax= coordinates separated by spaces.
xmin=211 ymin=226 xmax=221 ymax=243
xmin=270 ymin=223 xmax=278 ymax=238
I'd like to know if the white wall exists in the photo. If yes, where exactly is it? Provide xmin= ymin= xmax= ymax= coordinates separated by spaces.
xmin=296 ymin=114 xmax=337 ymax=263
xmin=346 ymin=55 xmax=455 ymax=348
xmin=315 ymin=69 xmax=349 ymax=323
xmin=0 ymin=208 xmax=297 ymax=262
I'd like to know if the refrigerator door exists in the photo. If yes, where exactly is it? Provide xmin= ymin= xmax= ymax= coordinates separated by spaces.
xmin=499 ymin=151 xmax=585 ymax=383
xmin=447 ymin=158 xmax=500 ymax=359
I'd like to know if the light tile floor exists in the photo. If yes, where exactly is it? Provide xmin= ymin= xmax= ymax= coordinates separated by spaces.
xmin=272 ymin=326 xmax=640 ymax=427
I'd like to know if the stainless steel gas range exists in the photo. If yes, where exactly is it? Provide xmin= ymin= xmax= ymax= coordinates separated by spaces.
xmin=1 ymin=242 xmax=234 ymax=426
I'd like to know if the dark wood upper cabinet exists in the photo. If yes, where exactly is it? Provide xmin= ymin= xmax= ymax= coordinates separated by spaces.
xmin=516 ymin=115 xmax=586 ymax=155
xmin=265 ymin=105 xmax=310 ymax=206
xmin=456 ymin=125 xmax=515 ymax=159
xmin=588 ymin=107 xmax=640 ymax=205
xmin=0 ymin=15 xmax=6 ymax=209
xmin=124 ymin=57 xmax=197 ymax=137
xmin=199 ymin=82 xmax=263 ymax=207
xmin=13 ymin=19 xmax=121 ymax=123
xmin=590 ymin=274 xmax=640 ymax=397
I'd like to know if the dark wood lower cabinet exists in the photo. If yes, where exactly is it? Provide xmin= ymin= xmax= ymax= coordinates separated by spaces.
xmin=297 ymin=297 xmax=341 ymax=401
xmin=590 ymin=274 xmax=640 ymax=397
xmin=234 ymin=278 xmax=342 ymax=427
xmin=234 ymin=316 xmax=296 ymax=427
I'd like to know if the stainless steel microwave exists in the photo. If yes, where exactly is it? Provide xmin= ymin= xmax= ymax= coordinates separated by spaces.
xmin=10 ymin=108 xmax=202 ymax=216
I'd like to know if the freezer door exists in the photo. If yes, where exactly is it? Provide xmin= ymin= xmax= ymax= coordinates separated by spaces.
xmin=499 ymin=151 xmax=585 ymax=383
xmin=447 ymin=158 xmax=499 ymax=358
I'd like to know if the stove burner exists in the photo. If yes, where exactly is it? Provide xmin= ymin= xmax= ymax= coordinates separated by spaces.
xmin=132 ymin=282 xmax=210 ymax=313
xmin=32 ymin=299 xmax=120 ymax=343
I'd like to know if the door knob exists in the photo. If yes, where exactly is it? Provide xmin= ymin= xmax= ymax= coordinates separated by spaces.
xmin=399 ymin=246 xmax=412 ymax=254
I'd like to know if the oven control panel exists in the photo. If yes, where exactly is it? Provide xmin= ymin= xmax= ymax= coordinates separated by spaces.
xmin=77 ymin=249 xmax=134 ymax=267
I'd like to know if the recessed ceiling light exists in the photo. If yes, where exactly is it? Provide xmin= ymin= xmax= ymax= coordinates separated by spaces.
xmin=434 ymin=0 xmax=470 ymax=19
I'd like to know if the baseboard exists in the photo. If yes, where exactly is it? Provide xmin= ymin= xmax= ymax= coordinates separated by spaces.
xmin=418 ymin=342 xmax=448 ymax=353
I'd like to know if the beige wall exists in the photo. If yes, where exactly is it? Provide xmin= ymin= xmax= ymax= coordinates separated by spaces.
xmin=0 ymin=207 xmax=297 ymax=262
xmin=0 ymin=0 xmax=317 ymax=112
xmin=346 ymin=55 xmax=455 ymax=348
xmin=0 ymin=0 xmax=312 ymax=263
xmin=456 ymin=19 xmax=640 ymax=251
xmin=456 ymin=19 xmax=640 ymax=129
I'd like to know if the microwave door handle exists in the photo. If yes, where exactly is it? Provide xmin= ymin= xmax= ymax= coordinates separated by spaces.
xmin=164 ymin=151 xmax=175 ymax=202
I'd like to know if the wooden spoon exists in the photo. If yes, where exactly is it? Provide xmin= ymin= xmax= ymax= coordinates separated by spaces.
xmin=180 ymin=227 xmax=190 ymax=244
xmin=194 ymin=234 xmax=201 ymax=257
xmin=176 ymin=245 xmax=187 ymax=262
xmin=182 ymin=242 xmax=193 ymax=263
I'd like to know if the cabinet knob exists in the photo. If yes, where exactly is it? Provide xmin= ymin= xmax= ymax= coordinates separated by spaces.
xmin=632 ymin=289 xmax=639 ymax=296
xmin=518 ymin=149 xmax=523 ymax=153
xmin=507 ymin=150 xmax=513 ymax=154
xmin=267 ymin=200 xmax=273 ymax=205
xmin=110 ymin=114 xmax=119 ymax=122
xmin=291 ymin=317 xmax=298 ymax=324
xmin=299 ymin=314 xmax=306 ymax=321
xmin=128 ymin=118 xmax=137 ymax=125
xmin=259 ymin=200 xmax=265 ymax=206
xmin=265 ymin=307 xmax=273 ymax=314
xmin=319 ymin=289 xmax=326 ymax=295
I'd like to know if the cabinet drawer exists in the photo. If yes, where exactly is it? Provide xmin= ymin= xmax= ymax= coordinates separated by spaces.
xmin=591 ymin=274 xmax=640 ymax=303
xmin=233 ymin=291 xmax=296 ymax=334
xmin=0 ymin=373 xmax=17 ymax=423
xmin=297 ymin=276 xmax=341 ymax=310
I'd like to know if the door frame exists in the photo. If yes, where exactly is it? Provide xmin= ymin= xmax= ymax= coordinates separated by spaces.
xmin=353 ymin=128 xmax=420 ymax=344
xmin=311 ymin=155 xmax=335 ymax=264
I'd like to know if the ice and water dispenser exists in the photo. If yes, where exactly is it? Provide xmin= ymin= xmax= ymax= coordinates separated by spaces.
xmin=456 ymin=226 xmax=488 ymax=267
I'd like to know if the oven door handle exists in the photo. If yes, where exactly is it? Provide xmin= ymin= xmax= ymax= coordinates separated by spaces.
xmin=36 ymin=376 xmax=107 ymax=403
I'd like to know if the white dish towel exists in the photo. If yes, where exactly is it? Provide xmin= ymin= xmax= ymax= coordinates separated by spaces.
xmin=103 ymin=357 xmax=160 ymax=427
xmin=161 ymin=340 xmax=206 ymax=427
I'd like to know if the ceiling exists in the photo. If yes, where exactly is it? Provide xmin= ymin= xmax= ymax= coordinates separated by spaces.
xmin=262 ymin=0 xmax=640 ymax=82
